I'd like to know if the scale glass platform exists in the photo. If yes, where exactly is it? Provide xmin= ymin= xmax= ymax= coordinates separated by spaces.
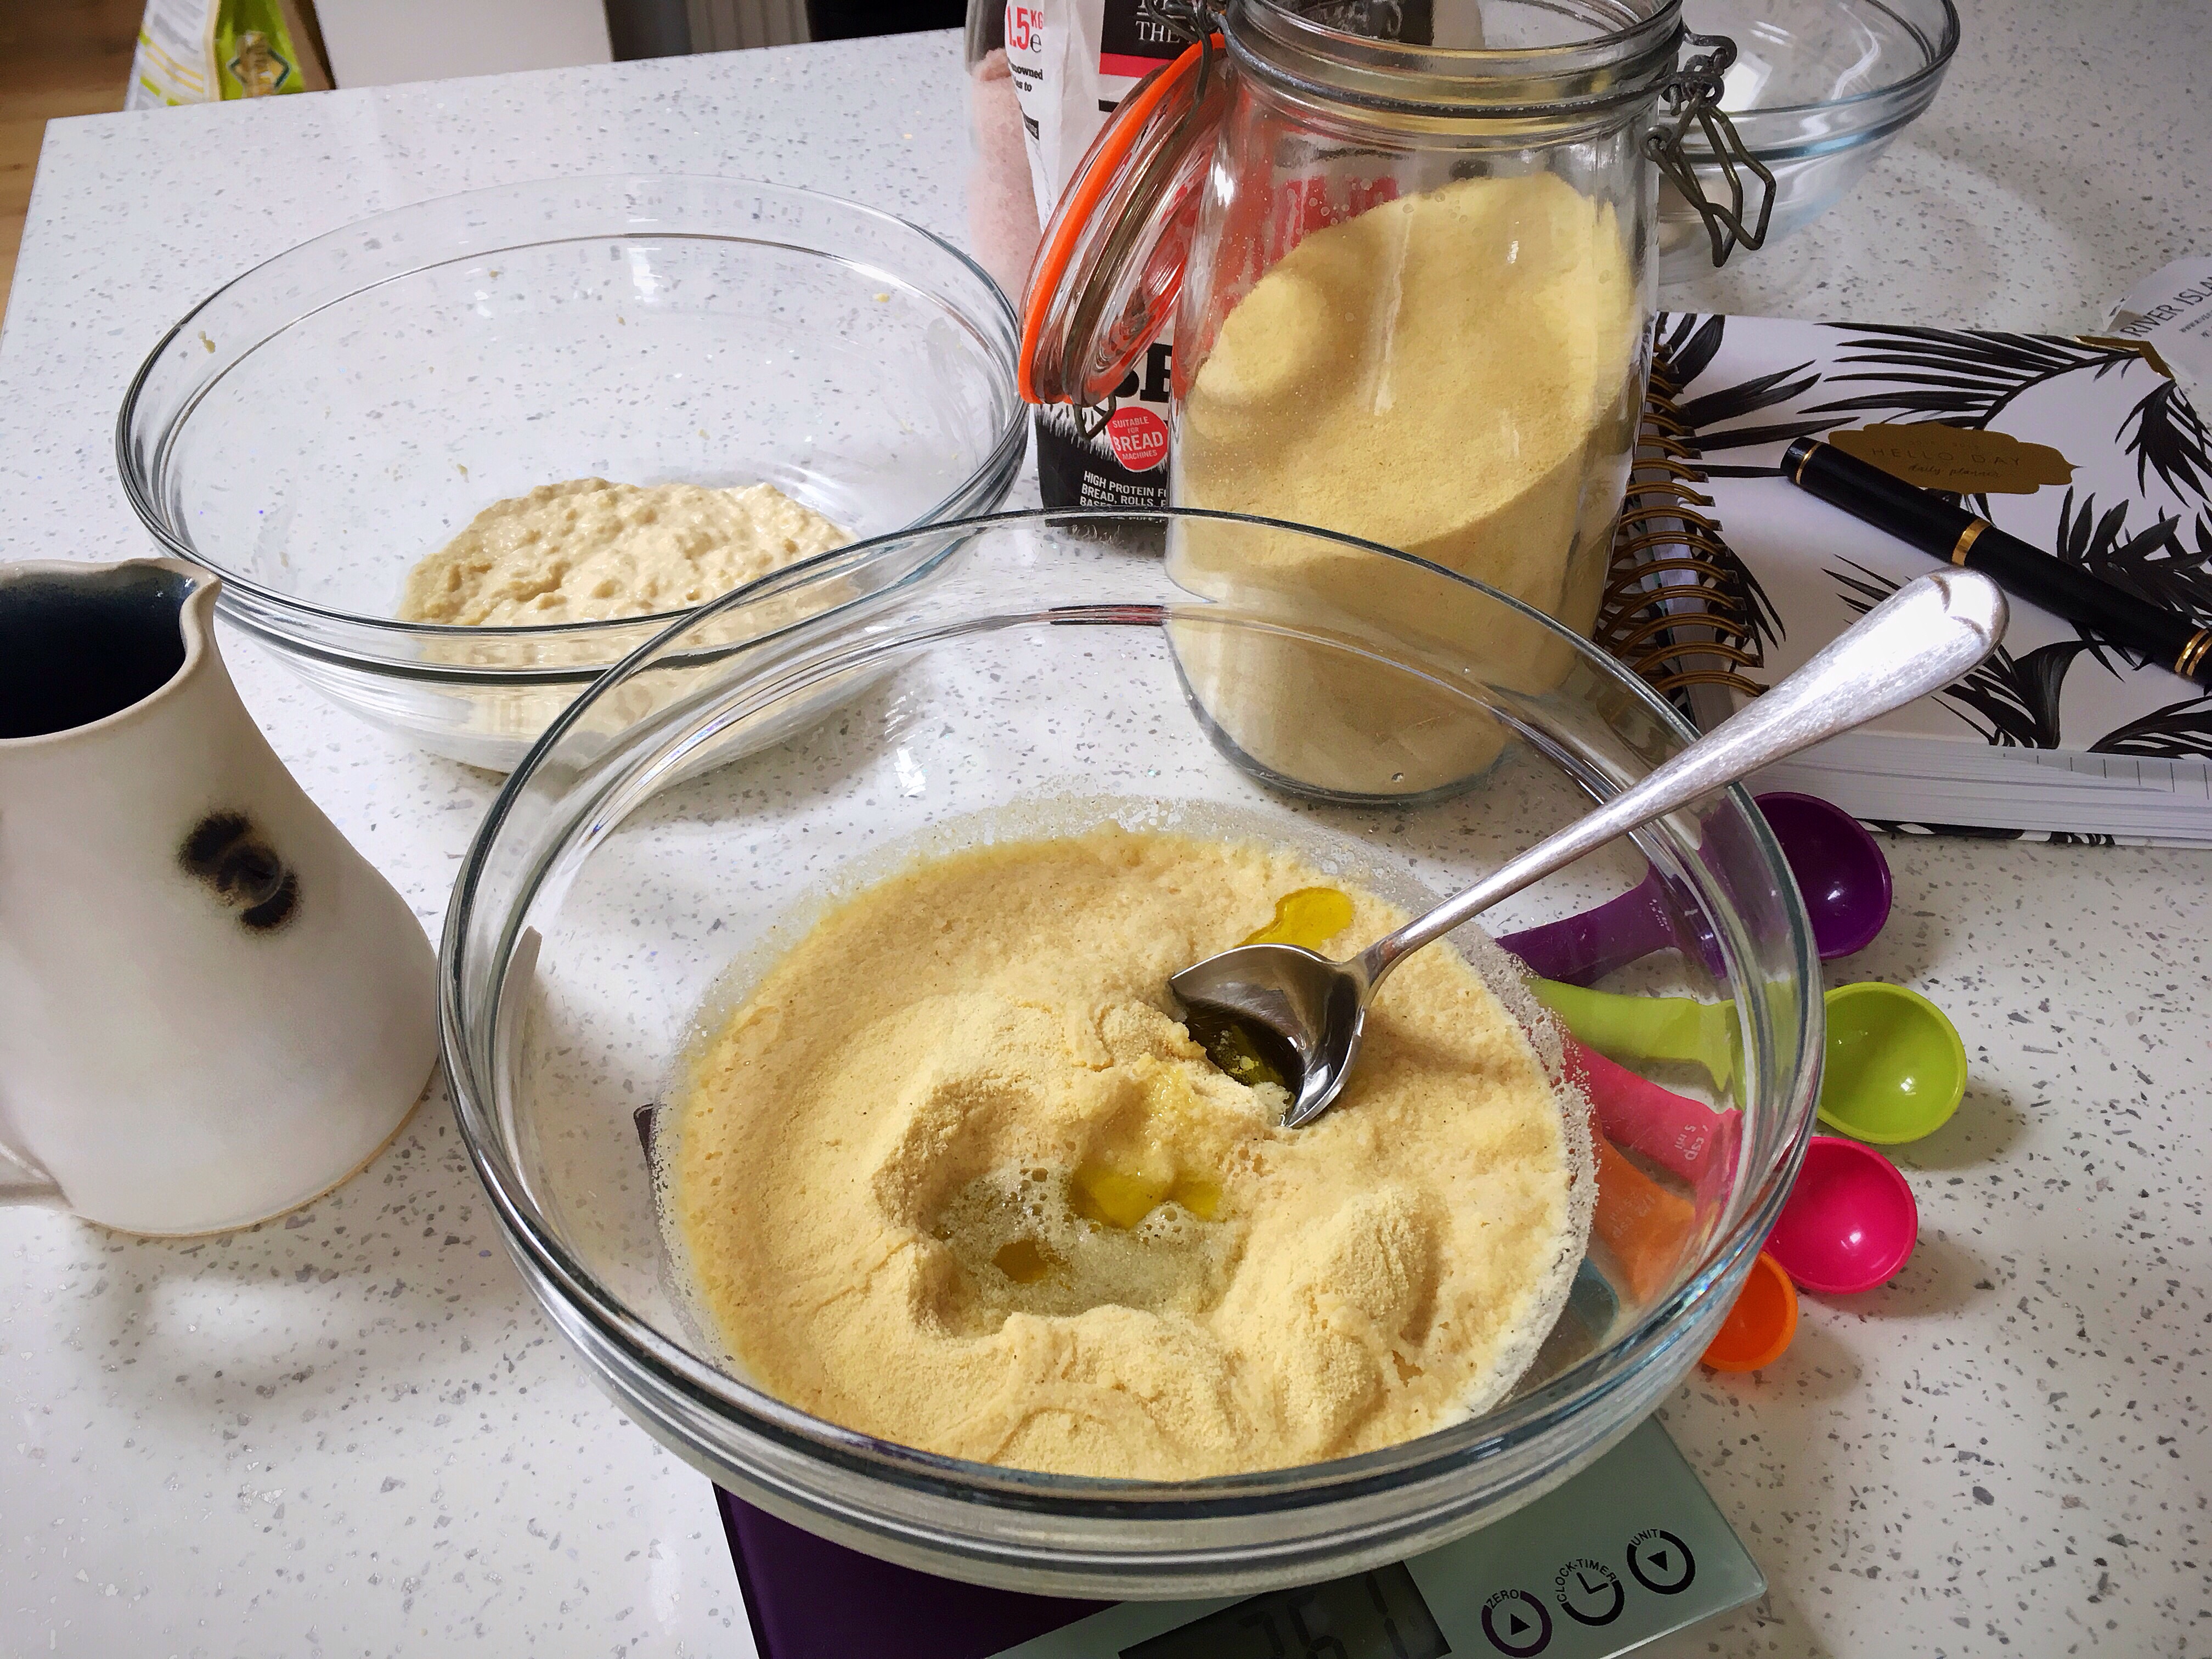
xmin=716 ymin=1418 xmax=1760 ymax=1659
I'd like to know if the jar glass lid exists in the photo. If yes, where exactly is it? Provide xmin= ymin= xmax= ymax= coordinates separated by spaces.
xmin=1018 ymin=35 xmax=1229 ymax=409
xmin=1017 ymin=1 xmax=1769 ymax=408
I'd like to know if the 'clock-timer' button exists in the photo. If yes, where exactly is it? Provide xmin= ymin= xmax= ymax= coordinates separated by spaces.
xmin=1553 ymin=1557 xmax=1625 ymax=1626
xmin=1480 ymin=1588 xmax=1553 ymax=1656
xmin=1626 ymin=1529 xmax=1696 ymax=1595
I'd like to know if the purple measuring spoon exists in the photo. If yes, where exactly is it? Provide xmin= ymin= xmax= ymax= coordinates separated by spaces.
xmin=1501 ymin=791 xmax=1892 ymax=986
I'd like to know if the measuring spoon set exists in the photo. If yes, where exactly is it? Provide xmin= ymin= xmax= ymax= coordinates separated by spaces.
xmin=1496 ymin=791 xmax=1960 ymax=1372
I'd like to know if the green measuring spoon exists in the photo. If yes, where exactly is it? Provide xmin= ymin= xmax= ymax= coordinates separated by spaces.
xmin=1531 ymin=977 xmax=1967 ymax=1144
xmin=1530 ymin=979 xmax=1743 ymax=1088
xmin=1816 ymin=980 xmax=1967 ymax=1142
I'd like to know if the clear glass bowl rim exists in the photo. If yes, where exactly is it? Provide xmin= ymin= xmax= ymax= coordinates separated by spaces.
xmin=441 ymin=506 xmax=1824 ymax=1520
xmin=1690 ymin=0 xmax=1959 ymax=135
xmin=112 ymin=173 xmax=1027 ymax=650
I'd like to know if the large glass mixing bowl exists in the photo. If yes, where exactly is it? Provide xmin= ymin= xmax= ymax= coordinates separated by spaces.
xmin=442 ymin=511 xmax=1821 ymax=1598
xmin=117 ymin=176 xmax=1025 ymax=770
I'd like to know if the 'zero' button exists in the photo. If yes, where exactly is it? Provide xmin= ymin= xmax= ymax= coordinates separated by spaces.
xmin=1480 ymin=1588 xmax=1554 ymax=1656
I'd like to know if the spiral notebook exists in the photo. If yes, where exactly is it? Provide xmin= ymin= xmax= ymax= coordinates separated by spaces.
xmin=1598 ymin=314 xmax=2212 ymax=848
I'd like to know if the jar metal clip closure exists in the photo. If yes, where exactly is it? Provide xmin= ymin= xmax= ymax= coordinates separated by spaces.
xmin=1646 ymin=32 xmax=1776 ymax=268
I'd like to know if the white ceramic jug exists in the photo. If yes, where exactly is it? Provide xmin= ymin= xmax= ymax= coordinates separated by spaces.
xmin=0 ymin=558 xmax=435 ymax=1234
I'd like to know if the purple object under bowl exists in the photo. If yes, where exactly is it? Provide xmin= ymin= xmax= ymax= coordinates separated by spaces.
xmin=719 ymin=1489 xmax=1102 ymax=1659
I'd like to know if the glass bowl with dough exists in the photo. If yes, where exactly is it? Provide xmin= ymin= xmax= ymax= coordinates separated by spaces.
xmin=444 ymin=511 xmax=1822 ymax=1598
xmin=117 ymin=176 xmax=1025 ymax=770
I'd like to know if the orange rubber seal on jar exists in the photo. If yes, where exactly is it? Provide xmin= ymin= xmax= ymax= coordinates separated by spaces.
xmin=1017 ymin=37 xmax=1219 ymax=405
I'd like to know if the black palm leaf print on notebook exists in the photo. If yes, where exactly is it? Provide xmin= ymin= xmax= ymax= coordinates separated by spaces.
xmin=1655 ymin=313 xmax=1829 ymax=459
xmin=1862 ymin=820 xmax=2117 ymax=847
xmin=2050 ymin=490 xmax=2204 ymax=675
xmin=1655 ymin=311 xmax=1725 ymax=384
xmin=1663 ymin=326 xmax=2140 ymax=483
xmin=1806 ymin=328 xmax=2210 ymax=523
xmin=2085 ymin=691 xmax=2212 ymax=758
xmin=1832 ymin=499 xmax=2211 ymax=752
xmin=1829 ymin=560 xmax=2097 ymax=748
xmin=2118 ymin=377 xmax=2212 ymax=504
xmin=1806 ymin=326 xmax=2137 ymax=430
xmin=2077 ymin=515 xmax=2212 ymax=758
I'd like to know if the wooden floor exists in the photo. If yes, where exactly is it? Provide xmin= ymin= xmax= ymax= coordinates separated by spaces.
xmin=1 ymin=0 xmax=144 ymax=315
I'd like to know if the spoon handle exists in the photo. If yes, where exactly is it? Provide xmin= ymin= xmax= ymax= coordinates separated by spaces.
xmin=1564 ymin=1035 xmax=1737 ymax=1189
xmin=1494 ymin=874 xmax=1673 ymax=985
xmin=1355 ymin=570 xmax=2006 ymax=988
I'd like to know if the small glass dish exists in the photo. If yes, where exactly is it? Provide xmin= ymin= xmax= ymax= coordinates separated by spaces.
xmin=117 ymin=176 xmax=1025 ymax=770
xmin=443 ymin=510 xmax=1822 ymax=1598
xmin=1658 ymin=0 xmax=1960 ymax=283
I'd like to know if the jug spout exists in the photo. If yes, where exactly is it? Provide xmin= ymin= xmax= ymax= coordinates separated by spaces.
xmin=0 ymin=557 xmax=436 ymax=1235
xmin=0 ymin=558 xmax=206 ymax=743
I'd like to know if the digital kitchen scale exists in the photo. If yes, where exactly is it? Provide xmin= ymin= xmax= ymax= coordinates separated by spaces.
xmin=716 ymin=1418 xmax=1761 ymax=1659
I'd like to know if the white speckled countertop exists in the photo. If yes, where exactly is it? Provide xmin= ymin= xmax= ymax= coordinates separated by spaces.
xmin=2 ymin=5 xmax=2206 ymax=1655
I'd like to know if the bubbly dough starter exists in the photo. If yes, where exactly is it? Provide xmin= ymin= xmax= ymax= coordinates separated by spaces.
xmin=667 ymin=831 xmax=1586 ymax=1480
xmin=398 ymin=478 xmax=848 ymax=626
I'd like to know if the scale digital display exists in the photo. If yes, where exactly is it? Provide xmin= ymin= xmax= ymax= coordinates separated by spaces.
xmin=1121 ymin=1563 xmax=1449 ymax=1659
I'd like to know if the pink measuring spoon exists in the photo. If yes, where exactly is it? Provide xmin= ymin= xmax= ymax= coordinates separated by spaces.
xmin=1765 ymin=1136 xmax=1919 ymax=1294
xmin=1563 ymin=1034 xmax=1737 ymax=1189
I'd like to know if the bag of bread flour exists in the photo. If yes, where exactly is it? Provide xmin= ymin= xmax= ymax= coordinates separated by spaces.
xmin=1005 ymin=0 xmax=1184 ymax=509
xmin=127 ymin=0 xmax=331 ymax=108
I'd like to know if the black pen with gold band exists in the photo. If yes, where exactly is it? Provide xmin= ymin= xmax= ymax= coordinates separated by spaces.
xmin=1783 ymin=436 xmax=2212 ymax=687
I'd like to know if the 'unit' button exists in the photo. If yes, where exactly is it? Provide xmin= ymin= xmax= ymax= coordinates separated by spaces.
xmin=1626 ymin=1528 xmax=1696 ymax=1595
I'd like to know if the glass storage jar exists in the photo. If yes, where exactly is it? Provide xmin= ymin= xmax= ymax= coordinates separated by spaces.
xmin=1022 ymin=0 xmax=1769 ymax=640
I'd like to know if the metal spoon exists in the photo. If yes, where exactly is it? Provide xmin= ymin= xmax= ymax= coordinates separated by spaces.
xmin=1170 ymin=570 xmax=2006 ymax=1129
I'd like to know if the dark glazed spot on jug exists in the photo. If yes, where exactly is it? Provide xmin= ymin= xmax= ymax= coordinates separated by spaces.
xmin=0 ymin=565 xmax=198 ymax=740
xmin=181 ymin=810 xmax=300 ymax=932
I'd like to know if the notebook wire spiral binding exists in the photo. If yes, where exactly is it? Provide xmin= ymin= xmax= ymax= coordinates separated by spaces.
xmin=1595 ymin=341 xmax=1768 ymax=724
